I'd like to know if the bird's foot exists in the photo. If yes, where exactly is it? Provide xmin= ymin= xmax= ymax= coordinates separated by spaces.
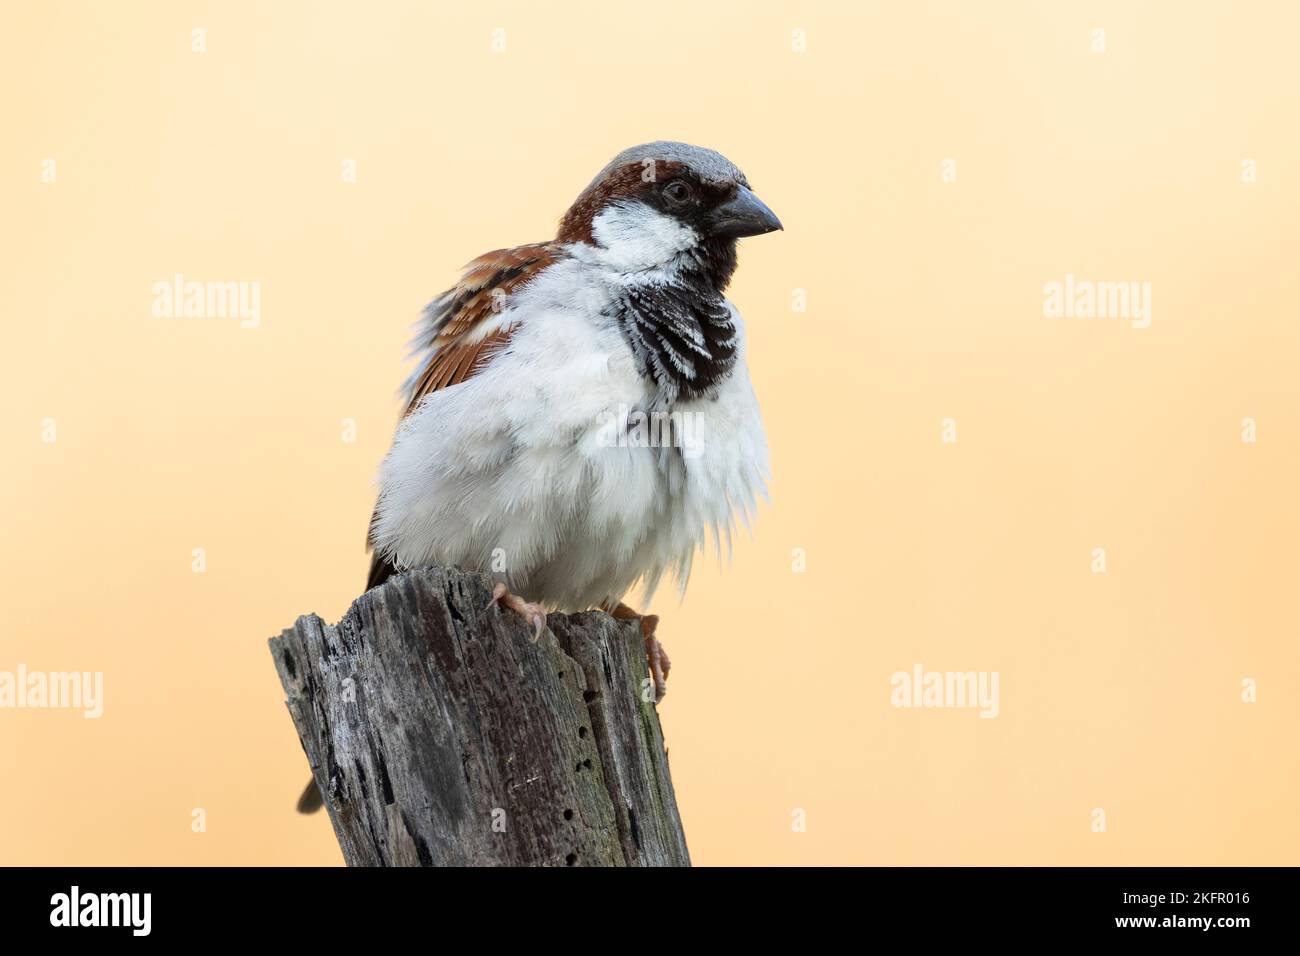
xmin=486 ymin=582 xmax=548 ymax=642
xmin=608 ymin=602 xmax=670 ymax=702
xmin=643 ymin=616 xmax=671 ymax=703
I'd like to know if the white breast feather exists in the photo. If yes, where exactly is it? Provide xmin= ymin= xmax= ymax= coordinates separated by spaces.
xmin=371 ymin=250 xmax=769 ymax=611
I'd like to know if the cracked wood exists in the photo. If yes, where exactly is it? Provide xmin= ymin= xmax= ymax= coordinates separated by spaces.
xmin=269 ymin=565 xmax=690 ymax=866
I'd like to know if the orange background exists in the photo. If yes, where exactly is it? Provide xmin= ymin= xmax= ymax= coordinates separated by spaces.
xmin=2 ymin=0 xmax=1297 ymax=865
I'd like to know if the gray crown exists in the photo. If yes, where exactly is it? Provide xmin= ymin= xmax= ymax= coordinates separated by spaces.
xmin=586 ymin=141 xmax=748 ymax=191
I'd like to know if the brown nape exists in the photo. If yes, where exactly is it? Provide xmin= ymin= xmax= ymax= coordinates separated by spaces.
xmin=556 ymin=161 xmax=688 ymax=244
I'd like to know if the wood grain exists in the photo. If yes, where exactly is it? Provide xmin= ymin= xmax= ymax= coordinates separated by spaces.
xmin=269 ymin=566 xmax=689 ymax=867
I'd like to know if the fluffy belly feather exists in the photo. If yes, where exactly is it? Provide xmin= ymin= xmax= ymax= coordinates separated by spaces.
xmin=371 ymin=278 xmax=768 ymax=610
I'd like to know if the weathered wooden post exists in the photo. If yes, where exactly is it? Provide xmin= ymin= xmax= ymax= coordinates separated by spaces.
xmin=269 ymin=566 xmax=690 ymax=866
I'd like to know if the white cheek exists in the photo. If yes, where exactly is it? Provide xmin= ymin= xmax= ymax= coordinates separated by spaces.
xmin=589 ymin=201 xmax=699 ymax=271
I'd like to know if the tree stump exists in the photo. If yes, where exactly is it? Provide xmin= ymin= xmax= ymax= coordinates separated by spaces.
xmin=269 ymin=566 xmax=690 ymax=866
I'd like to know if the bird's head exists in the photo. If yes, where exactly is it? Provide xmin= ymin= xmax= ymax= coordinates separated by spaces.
xmin=557 ymin=141 xmax=782 ymax=284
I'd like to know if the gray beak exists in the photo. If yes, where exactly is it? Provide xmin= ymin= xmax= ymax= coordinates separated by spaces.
xmin=708 ymin=185 xmax=783 ymax=238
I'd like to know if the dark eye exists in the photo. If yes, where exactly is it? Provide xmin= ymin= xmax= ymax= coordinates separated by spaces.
xmin=663 ymin=180 xmax=693 ymax=204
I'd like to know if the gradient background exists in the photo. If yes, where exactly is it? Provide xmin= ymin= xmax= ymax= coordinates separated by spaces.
xmin=2 ymin=0 xmax=1297 ymax=866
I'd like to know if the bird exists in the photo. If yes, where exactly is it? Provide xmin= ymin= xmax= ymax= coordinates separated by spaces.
xmin=297 ymin=142 xmax=778 ymax=814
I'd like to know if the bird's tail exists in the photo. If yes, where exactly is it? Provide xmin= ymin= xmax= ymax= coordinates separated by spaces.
xmin=366 ymin=550 xmax=398 ymax=592
xmin=296 ymin=777 xmax=324 ymax=814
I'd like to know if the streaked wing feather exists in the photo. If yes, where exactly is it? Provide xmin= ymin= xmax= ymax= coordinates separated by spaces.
xmin=365 ymin=242 xmax=561 ymax=568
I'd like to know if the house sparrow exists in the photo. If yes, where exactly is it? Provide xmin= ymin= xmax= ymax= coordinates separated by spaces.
xmin=297 ymin=142 xmax=777 ymax=812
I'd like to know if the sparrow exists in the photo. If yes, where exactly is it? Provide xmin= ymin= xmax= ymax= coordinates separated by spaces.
xmin=296 ymin=142 xmax=778 ymax=812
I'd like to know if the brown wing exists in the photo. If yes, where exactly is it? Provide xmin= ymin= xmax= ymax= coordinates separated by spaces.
xmin=400 ymin=242 xmax=561 ymax=417
xmin=365 ymin=242 xmax=562 ymax=587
